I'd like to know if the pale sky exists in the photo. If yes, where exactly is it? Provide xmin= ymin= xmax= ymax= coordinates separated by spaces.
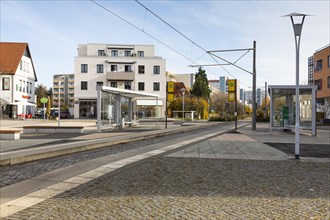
xmin=1 ymin=0 xmax=329 ymax=90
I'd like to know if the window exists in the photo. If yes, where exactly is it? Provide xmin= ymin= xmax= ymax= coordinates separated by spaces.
xmin=98 ymin=50 xmax=105 ymax=56
xmin=111 ymin=65 xmax=118 ymax=72
xmin=153 ymin=82 xmax=160 ymax=91
xmin=81 ymin=64 xmax=88 ymax=73
xmin=137 ymin=51 xmax=144 ymax=57
xmin=19 ymin=80 xmax=22 ymax=92
xmin=2 ymin=77 xmax=10 ymax=90
xmin=328 ymin=76 xmax=330 ymax=88
xmin=125 ymin=65 xmax=132 ymax=72
xmin=125 ymin=51 xmax=131 ymax=57
xmin=29 ymin=82 xmax=32 ymax=93
xmin=125 ymin=82 xmax=131 ymax=90
xmin=97 ymin=64 xmax=104 ymax=73
xmin=153 ymin=66 xmax=160 ymax=74
xmin=138 ymin=65 xmax=145 ymax=74
xmin=111 ymin=50 xmax=118 ymax=57
xmin=96 ymin=81 xmax=103 ymax=88
xmin=23 ymin=81 xmax=25 ymax=92
xmin=27 ymin=63 xmax=29 ymax=73
xmin=328 ymin=55 xmax=330 ymax=68
xmin=110 ymin=82 xmax=117 ymax=88
xmin=315 ymin=79 xmax=322 ymax=90
xmin=138 ymin=82 xmax=145 ymax=91
xmin=81 ymin=81 xmax=88 ymax=90
xmin=27 ymin=82 xmax=29 ymax=94
xmin=20 ymin=60 xmax=22 ymax=70
xmin=315 ymin=59 xmax=322 ymax=71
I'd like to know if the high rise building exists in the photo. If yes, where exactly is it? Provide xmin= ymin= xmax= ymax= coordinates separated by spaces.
xmin=52 ymin=74 xmax=74 ymax=113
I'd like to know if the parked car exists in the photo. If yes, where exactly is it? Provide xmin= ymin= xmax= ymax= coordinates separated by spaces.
xmin=60 ymin=111 xmax=71 ymax=119
xmin=51 ymin=110 xmax=71 ymax=119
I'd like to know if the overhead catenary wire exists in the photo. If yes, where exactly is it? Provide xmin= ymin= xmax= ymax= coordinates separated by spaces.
xmin=90 ymin=0 xmax=194 ymax=63
xmin=134 ymin=0 xmax=252 ymax=87
xmin=91 ymin=0 xmax=252 ymax=88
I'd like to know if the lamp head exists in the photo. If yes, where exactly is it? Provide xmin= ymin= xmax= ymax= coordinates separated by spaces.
xmin=282 ymin=13 xmax=311 ymax=36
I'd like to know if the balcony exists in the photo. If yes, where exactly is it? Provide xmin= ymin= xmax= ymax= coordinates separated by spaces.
xmin=106 ymin=71 xmax=135 ymax=81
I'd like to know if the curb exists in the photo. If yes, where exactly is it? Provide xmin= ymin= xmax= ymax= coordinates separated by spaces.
xmin=0 ymin=122 xmax=223 ymax=166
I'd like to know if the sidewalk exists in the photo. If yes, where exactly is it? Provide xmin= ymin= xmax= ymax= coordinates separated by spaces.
xmin=1 ymin=119 xmax=329 ymax=166
xmin=0 ymin=119 xmax=220 ymax=166
xmin=1 ymin=121 xmax=329 ymax=219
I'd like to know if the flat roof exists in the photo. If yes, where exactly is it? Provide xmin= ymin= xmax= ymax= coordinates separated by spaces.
xmin=100 ymin=86 xmax=159 ymax=99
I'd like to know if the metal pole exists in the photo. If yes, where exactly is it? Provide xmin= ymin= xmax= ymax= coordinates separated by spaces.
xmin=243 ymin=90 xmax=245 ymax=117
xmin=290 ymin=16 xmax=304 ymax=160
xmin=182 ymin=91 xmax=185 ymax=123
xmin=97 ymin=86 xmax=101 ymax=133
xmin=58 ymin=79 xmax=61 ymax=127
xmin=235 ymin=79 xmax=237 ymax=130
xmin=252 ymin=41 xmax=257 ymax=130
xmin=264 ymin=82 xmax=267 ymax=119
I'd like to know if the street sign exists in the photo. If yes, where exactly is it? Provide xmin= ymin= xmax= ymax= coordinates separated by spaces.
xmin=228 ymin=92 xmax=236 ymax=102
xmin=167 ymin=93 xmax=174 ymax=102
xmin=167 ymin=81 xmax=174 ymax=93
xmin=228 ymin=79 xmax=236 ymax=92
xmin=40 ymin=97 xmax=48 ymax=104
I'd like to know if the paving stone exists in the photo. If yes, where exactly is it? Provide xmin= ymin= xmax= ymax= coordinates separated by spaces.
xmin=2 ymin=157 xmax=329 ymax=219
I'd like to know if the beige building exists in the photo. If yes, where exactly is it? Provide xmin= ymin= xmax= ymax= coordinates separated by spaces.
xmin=52 ymin=74 xmax=74 ymax=114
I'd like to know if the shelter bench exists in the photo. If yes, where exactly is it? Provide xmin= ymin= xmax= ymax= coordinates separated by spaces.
xmin=0 ymin=129 xmax=21 ymax=140
xmin=23 ymin=126 xmax=84 ymax=134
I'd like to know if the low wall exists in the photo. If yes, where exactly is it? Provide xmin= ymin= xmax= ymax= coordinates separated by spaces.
xmin=23 ymin=126 xmax=84 ymax=134
xmin=0 ymin=130 xmax=21 ymax=140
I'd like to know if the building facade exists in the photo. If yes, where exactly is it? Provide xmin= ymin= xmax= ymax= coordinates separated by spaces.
xmin=0 ymin=42 xmax=37 ymax=118
xmin=208 ymin=79 xmax=220 ymax=91
xmin=74 ymin=44 xmax=166 ymax=119
xmin=308 ymin=44 xmax=330 ymax=119
xmin=219 ymin=76 xmax=228 ymax=93
xmin=53 ymin=74 xmax=74 ymax=114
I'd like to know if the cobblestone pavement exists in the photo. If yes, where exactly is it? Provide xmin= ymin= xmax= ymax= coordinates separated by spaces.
xmin=0 ymin=123 xmax=228 ymax=187
xmin=3 ymin=157 xmax=329 ymax=219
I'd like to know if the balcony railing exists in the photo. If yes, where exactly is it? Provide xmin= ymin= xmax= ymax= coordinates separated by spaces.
xmin=106 ymin=71 xmax=135 ymax=81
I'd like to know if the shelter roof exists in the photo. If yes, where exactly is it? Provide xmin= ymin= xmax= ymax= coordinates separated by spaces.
xmin=100 ymin=86 xmax=159 ymax=98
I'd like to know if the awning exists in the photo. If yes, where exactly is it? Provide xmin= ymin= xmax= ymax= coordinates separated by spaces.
xmin=136 ymin=99 xmax=163 ymax=106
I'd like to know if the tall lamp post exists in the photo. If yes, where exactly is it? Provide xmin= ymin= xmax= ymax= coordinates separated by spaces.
xmin=283 ymin=13 xmax=310 ymax=160
xmin=180 ymin=88 xmax=186 ymax=123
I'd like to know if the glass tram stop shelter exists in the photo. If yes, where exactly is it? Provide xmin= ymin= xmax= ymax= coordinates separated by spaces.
xmin=269 ymin=85 xmax=317 ymax=136
xmin=96 ymin=86 xmax=160 ymax=133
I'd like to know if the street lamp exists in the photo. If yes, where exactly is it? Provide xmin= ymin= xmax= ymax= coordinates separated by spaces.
xmin=283 ymin=13 xmax=310 ymax=159
xmin=180 ymin=88 xmax=186 ymax=123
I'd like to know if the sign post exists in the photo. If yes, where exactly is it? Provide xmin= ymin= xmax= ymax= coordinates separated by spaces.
xmin=40 ymin=97 xmax=48 ymax=121
xmin=166 ymin=81 xmax=175 ymax=129
xmin=228 ymin=79 xmax=237 ymax=130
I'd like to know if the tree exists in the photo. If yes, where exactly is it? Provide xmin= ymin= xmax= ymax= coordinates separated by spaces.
xmin=35 ymin=84 xmax=48 ymax=108
xmin=190 ymin=67 xmax=211 ymax=99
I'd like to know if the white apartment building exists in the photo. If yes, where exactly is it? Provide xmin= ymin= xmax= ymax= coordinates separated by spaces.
xmin=0 ymin=42 xmax=37 ymax=119
xmin=74 ymin=43 xmax=166 ymax=119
